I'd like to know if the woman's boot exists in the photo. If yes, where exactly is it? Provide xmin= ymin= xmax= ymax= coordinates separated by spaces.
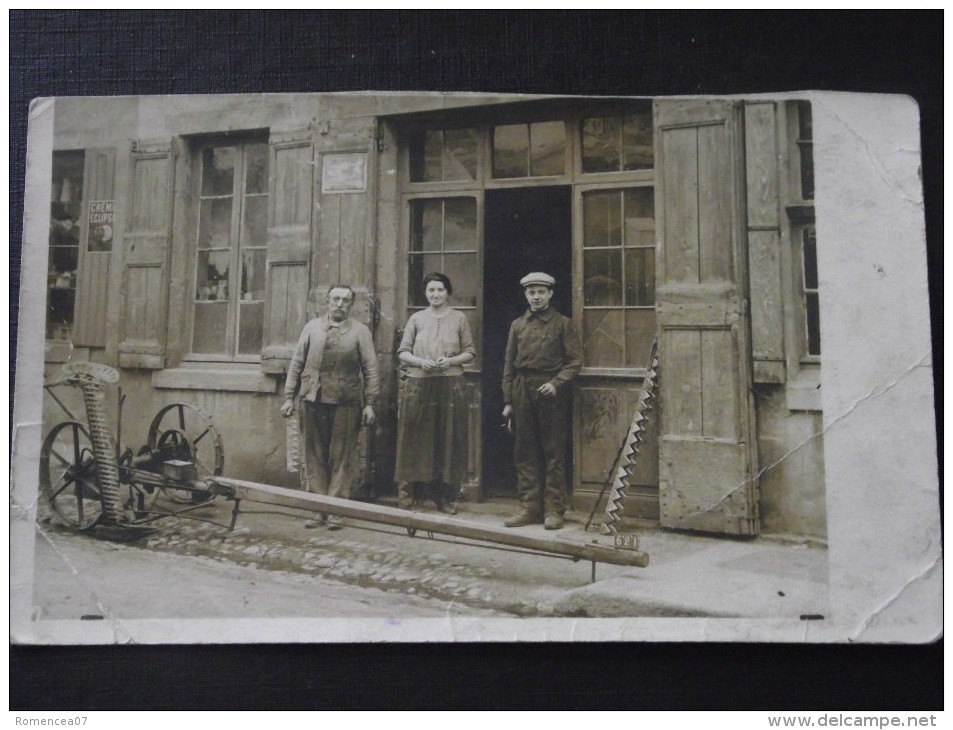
xmin=397 ymin=482 xmax=413 ymax=510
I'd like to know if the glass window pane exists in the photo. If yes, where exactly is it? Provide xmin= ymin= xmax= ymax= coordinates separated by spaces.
xmin=47 ymin=289 xmax=75 ymax=339
xmin=442 ymin=253 xmax=478 ymax=308
xmin=443 ymin=198 xmax=477 ymax=251
xmin=798 ymin=101 xmax=813 ymax=140
xmin=530 ymin=121 xmax=565 ymax=176
xmin=410 ymin=200 xmax=442 ymax=253
xmin=582 ymin=116 xmax=621 ymax=173
xmin=625 ymin=309 xmax=656 ymax=368
xmin=49 ymin=244 xmax=79 ymax=278
xmin=238 ymin=301 xmax=265 ymax=354
xmin=493 ymin=124 xmax=529 ymax=178
xmin=623 ymin=188 xmax=655 ymax=247
xmin=443 ymin=128 xmax=479 ymax=181
xmin=583 ymin=309 xmax=624 ymax=367
xmin=624 ymin=248 xmax=656 ymax=306
xmin=244 ymin=143 xmax=269 ymax=194
xmin=202 ymin=147 xmax=236 ymax=196
xmin=423 ymin=131 xmax=443 ymax=181
xmin=241 ymin=248 xmax=267 ymax=301
xmin=583 ymin=192 xmax=608 ymax=248
xmin=199 ymin=198 xmax=233 ymax=250
xmin=803 ymin=228 xmax=818 ymax=289
xmin=622 ymin=111 xmax=654 ymax=170
xmin=196 ymin=250 xmax=231 ymax=301
xmin=408 ymin=253 xmax=441 ymax=307
xmin=582 ymin=191 xmax=622 ymax=248
xmin=806 ymin=293 xmax=821 ymax=357
xmin=799 ymin=142 xmax=814 ymax=200
xmin=584 ymin=249 xmax=623 ymax=306
xmin=242 ymin=195 xmax=268 ymax=248
xmin=192 ymin=301 xmax=228 ymax=354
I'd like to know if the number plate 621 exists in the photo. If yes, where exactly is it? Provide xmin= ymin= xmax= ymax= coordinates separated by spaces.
xmin=613 ymin=533 xmax=640 ymax=551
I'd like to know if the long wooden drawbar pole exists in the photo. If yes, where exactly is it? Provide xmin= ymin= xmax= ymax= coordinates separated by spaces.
xmin=211 ymin=477 xmax=649 ymax=569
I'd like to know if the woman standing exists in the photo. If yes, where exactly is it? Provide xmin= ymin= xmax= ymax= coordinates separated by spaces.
xmin=395 ymin=272 xmax=476 ymax=513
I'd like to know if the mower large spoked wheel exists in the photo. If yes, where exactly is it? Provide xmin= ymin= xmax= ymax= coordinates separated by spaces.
xmin=147 ymin=402 xmax=225 ymax=504
xmin=39 ymin=420 xmax=103 ymax=531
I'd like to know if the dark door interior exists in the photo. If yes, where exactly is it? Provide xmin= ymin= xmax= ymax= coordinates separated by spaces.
xmin=482 ymin=186 xmax=573 ymax=495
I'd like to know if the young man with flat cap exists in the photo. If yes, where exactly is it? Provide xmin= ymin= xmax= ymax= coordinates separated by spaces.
xmin=501 ymin=272 xmax=582 ymax=530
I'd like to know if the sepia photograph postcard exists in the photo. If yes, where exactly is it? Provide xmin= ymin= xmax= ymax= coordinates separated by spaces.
xmin=10 ymin=89 xmax=940 ymax=646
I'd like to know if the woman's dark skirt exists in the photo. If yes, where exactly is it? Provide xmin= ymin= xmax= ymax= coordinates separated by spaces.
xmin=394 ymin=375 xmax=470 ymax=486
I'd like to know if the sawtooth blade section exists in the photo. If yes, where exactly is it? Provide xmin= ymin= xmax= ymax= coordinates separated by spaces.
xmin=603 ymin=336 xmax=659 ymax=535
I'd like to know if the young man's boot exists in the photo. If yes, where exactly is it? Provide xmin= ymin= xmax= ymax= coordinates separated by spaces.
xmin=504 ymin=509 xmax=540 ymax=528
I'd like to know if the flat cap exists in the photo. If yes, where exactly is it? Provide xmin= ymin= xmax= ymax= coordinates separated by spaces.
xmin=520 ymin=272 xmax=556 ymax=288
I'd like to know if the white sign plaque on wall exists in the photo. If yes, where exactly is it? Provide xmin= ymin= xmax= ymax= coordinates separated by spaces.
xmin=321 ymin=152 xmax=367 ymax=193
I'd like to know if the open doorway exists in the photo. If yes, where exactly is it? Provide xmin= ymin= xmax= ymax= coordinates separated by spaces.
xmin=482 ymin=186 xmax=573 ymax=496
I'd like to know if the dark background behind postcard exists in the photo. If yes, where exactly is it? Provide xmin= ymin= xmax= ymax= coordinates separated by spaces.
xmin=10 ymin=10 xmax=942 ymax=710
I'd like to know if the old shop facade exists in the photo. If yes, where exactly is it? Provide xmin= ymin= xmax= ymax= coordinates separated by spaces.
xmin=41 ymin=92 xmax=826 ymax=540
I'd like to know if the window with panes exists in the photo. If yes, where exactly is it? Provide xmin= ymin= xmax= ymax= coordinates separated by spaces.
xmin=402 ymin=105 xmax=656 ymax=372
xmin=579 ymin=106 xmax=656 ymax=370
xmin=405 ymin=128 xmax=482 ymax=349
xmin=47 ymin=150 xmax=85 ymax=341
xmin=792 ymin=101 xmax=819 ymax=359
xmin=190 ymin=139 xmax=269 ymax=360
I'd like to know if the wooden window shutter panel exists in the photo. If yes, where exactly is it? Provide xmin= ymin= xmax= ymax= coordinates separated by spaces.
xmin=313 ymin=116 xmax=378 ymax=329
xmin=744 ymin=102 xmax=786 ymax=384
xmin=118 ymin=139 xmax=176 ymax=370
xmin=260 ymin=128 xmax=315 ymax=375
xmin=654 ymin=99 xmax=760 ymax=536
xmin=73 ymin=147 xmax=116 ymax=348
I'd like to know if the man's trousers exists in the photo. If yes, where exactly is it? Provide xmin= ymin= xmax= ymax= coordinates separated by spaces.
xmin=300 ymin=401 xmax=362 ymax=498
xmin=511 ymin=372 xmax=570 ymax=517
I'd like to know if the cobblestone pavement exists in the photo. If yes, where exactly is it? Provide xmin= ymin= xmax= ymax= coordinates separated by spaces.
xmin=138 ymin=498 xmax=614 ymax=618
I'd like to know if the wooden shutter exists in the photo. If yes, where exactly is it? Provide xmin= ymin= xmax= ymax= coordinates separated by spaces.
xmin=744 ymin=101 xmax=786 ymax=384
xmin=313 ymin=116 xmax=378 ymax=325
xmin=260 ymin=128 xmax=314 ymax=374
xmin=73 ymin=148 xmax=116 ymax=347
xmin=118 ymin=139 xmax=175 ymax=369
xmin=654 ymin=99 xmax=760 ymax=535
xmin=315 ymin=116 xmax=379 ymax=496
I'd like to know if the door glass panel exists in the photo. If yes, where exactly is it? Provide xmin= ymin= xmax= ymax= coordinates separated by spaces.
xmin=530 ymin=121 xmax=565 ymax=176
xmin=583 ymin=190 xmax=622 ymax=247
xmin=407 ymin=253 xmax=441 ymax=307
xmin=622 ymin=111 xmax=654 ymax=170
xmin=442 ymin=253 xmax=478 ymax=308
xmin=443 ymin=198 xmax=477 ymax=251
xmin=198 ymin=198 xmax=233 ymax=249
xmin=443 ymin=128 xmax=479 ymax=181
xmin=625 ymin=309 xmax=656 ymax=367
xmin=583 ymin=309 xmax=624 ymax=367
xmin=624 ymin=248 xmax=655 ymax=306
xmin=410 ymin=199 xmax=442 ymax=252
xmin=192 ymin=302 xmax=228 ymax=354
xmin=493 ymin=124 xmax=528 ymax=178
xmin=422 ymin=131 xmax=443 ymax=181
xmin=623 ymin=187 xmax=654 ymax=247
xmin=582 ymin=116 xmax=622 ymax=173
xmin=584 ymin=249 xmax=623 ymax=306
xmin=201 ymin=147 xmax=236 ymax=196
xmin=408 ymin=197 xmax=478 ymax=307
